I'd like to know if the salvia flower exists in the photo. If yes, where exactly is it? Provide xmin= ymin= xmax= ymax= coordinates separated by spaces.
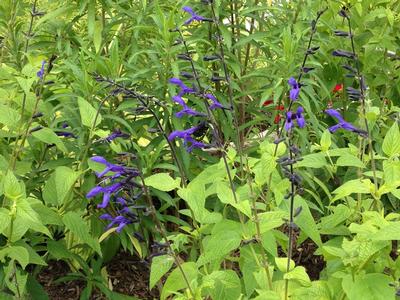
xmin=284 ymin=106 xmax=306 ymax=131
xmin=205 ymin=93 xmax=223 ymax=110
xmin=172 ymin=95 xmax=204 ymax=118
xmin=86 ymin=156 xmax=143 ymax=233
xmin=104 ymin=129 xmax=130 ymax=142
xmin=332 ymin=49 xmax=355 ymax=59
xmin=168 ymin=124 xmax=209 ymax=152
xmin=288 ymin=77 xmax=300 ymax=101
xmin=169 ymin=78 xmax=195 ymax=95
xmin=325 ymin=109 xmax=367 ymax=137
xmin=182 ymin=6 xmax=212 ymax=25
xmin=37 ymin=60 xmax=46 ymax=80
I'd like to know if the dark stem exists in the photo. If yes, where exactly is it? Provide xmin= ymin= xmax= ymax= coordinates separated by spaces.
xmin=139 ymin=174 xmax=195 ymax=299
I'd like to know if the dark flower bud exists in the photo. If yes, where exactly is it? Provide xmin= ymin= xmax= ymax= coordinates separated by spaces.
xmin=360 ymin=76 xmax=367 ymax=91
xmin=332 ymin=50 xmax=355 ymax=59
xmin=342 ymin=64 xmax=356 ymax=73
xmin=31 ymin=10 xmax=46 ymax=17
xmin=284 ymin=193 xmax=293 ymax=200
xmin=173 ymin=39 xmax=183 ymax=46
xmin=180 ymin=71 xmax=195 ymax=79
xmin=32 ymin=112 xmax=43 ymax=118
xmin=29 ymin=126 xmax=43 ymax=133
xmin=338 ymin=7 xmax=349 ymax=19
xmin=345 ymin=74 xmax=355 ymax=78
xmin=274 ymin=137 xmax=286 ymax=144
xmin=346 ymin=87 xmax=361 ymax=100
xmin=334 ymin=30 xmax=352 ymax=37
xmin=203 ymin=54 xmax=221 ymax=61
xmin=169 ymin=27 xmax=180 ymax=32
xmin=177 ymin=53 xmax=192 ymax=61
xmin=311 ymin=20 xmax=316 ymax=31
xmin=211 ymin=75 xmax=225 ymax=82
xmin=302 ymin=67 xmax=315 ymax=73
xmin=307 ymin=46 xmax=320 ymax=55
xmin=294 ymin=206 xmax=303 ymax=218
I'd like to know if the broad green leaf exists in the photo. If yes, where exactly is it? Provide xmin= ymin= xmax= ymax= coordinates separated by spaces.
xmin=296 ymin=153 xmax=326 ymax=168
xmin=370 ymin=222 xmax=400 ymax=240
xmin=275 ymin=257 xmax=295 ymax=273
xmin=253 ymin=153 xmax=277 ymax=186
xmin=62 ymin=212 xmax=102 ymax=255
xmin=2 ymin=171 xmax=24 ymax=200
xmin=320 ymin=130 xmax=331 ymax=151
xmin=78 ymin=97 xmax=102 ymax=128
xmin=336 ymin=154 xmax=365 ymax=168
xmin=284 ymin=266 xmax=311 ymax=287
xmin=42 ymin=167 xmax=81 ymax=206
xmin=11 ymin=198 xmax=51 ymax=242
xmin=198 ymin=230 xmax=241 ymax=265
xmin=257 ymin=211 xmax=287 ymax=234
xmin=0 ymin=246 xmax=29 ymax=269
xmin=161 ymin=262 xmax=197 ymax=300
xmin=0 ymin=208 xmax=11 ymax=235
xmin=32 ymin=128 xmax=68 ymax=153
xmin=145 ymin=173 xmax=180 ymax=191
xmin=332 ymin=179 xmax=374 ymax=202
xmin=149 ymin=255 xmax=174 ymax=289
xmin=342 ymin=273 xmax=394 ymax=300
xmin=0 ymin=105 xmax=20 ymax=128
xmin=203 ymin=270 xmax=241 ymax=300
xmin=294 ymin=197 xmax=322 ymax=246
xmin=382 ymin=122 xmax=400 ymax=157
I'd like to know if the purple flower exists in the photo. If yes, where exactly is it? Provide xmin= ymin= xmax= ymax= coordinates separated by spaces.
xmin=205 ymin=93 xmax=224 ymax=110
xmin=169 ymin=78 xmax=195 ymax=94
xmin=296 ymin=106 xmax=306 ymax=128
xmin=172 ymin=95 xmax=204 ymax=118
xmin=37 ymin=60 xmax=46 ymax=80
xmin=325 ymin=109 xmax=367 ymax=137
xmin=104 ymin=129 xmax=130 ymax=142
xmin=86 ymin=186 xmax=104 ymax=198
xmin=91 ymin=156 xmax=128 ymax=178
xmin=55 ymin=131 xmax=76 ymax=138
xmin=168 ymin=124 xmax=208 ymax=152
xmin=284 ymin=106 xmax=306 ymax=131
xmin=182 ymin=6 xmax=212 ymax=25
xmin=100 ymin=214 xmax=132 ymax=233
xmin=288 ymin=77 xmax=300 ymax=101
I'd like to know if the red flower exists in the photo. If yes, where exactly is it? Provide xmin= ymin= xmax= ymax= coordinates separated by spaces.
xmin=332 ymin=84 xmax=343 ymax=93
xmin=276 ymin=105 xmax=284 ymax=111
xmin=274 ymin=114 xmax=281 ymax=124
xmin=262 ymin=100 xmax=274 ymax=106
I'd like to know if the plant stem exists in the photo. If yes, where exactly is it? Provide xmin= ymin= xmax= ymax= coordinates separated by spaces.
xmin=140 ymin=174 xmax=195 ymax=299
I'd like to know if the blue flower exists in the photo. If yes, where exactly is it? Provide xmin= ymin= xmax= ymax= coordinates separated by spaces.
xmin=172 ymin=95 xmax=205 ymax=118
xmin=168 ymin=124 xmax=208 ymax=152
xmin=284 ymin=106 xmax=306 ymax=131
xmin=37 ymin=60 xmax=46 ymax=80
xmin=104 ymin=129 xmax=130 ymax=142
xmin=288 ymin=77 xmax=300 ymax=101
xmin=182 ymin=6 xmax=212 ymax=25
xmin=169 ymin=78 xmax=195 ymax=95
xmin=205 ymin=93 xmax=224 ymax=110
xmin=100 ymin=214 xmax=132 ymax=233
xmin=325 ymin=109 xmax=367 ymax=137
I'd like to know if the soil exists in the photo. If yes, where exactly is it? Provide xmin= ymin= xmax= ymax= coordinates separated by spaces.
xmin=37 ymin=253 xmax=159 ymax=300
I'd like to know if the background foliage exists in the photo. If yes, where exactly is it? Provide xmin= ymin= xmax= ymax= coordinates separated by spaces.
xmin=1 ymin=0 xmax=400 ymax=299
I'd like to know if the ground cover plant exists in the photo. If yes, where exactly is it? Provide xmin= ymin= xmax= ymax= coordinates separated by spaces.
xmin=1 ymin=0 xmax=400 ymax=299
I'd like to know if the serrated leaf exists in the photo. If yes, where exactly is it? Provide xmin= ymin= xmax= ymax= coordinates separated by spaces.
xmin=203 ymin=270 xmax=241 ymax=300
xmin=62 ymin=212 xmax=101 ymax=255
xmin=382 ymin=122 xmax=400 ymax=157
xmin=42 ymin=167 xmax=80 ymax=206
xmin=32 ymin=128 xmax=68 ymax=153
xmin=145 ymin=173 xmax=179 ymax=191
xmin=284 ymin=266 xmax=311 ymax=287
xmin=332 ymin=179 xmax=374 ymax=202
xmin=0 ymin=246 xmax=29 ymax=269
xmin=161 ymin=262 xmax=197 ymax=300
xmin=149 ymin=255 xmax=174 ymax=290
xmin=78 ymin=97 xmax=102 ymax=128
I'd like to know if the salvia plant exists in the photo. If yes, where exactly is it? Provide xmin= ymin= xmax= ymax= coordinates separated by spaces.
xmin=1 ymin=0 xmax=400 ymax=299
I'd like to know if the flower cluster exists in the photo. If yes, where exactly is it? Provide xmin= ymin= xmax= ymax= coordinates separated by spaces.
xmin=288 ymin=77 xmax=301 ymax=101
xmin=285 ymin=107 xmax=306 ymax=131
xmin=86 ymin=156 xmax=143 ymax=233
xmin=262 ymin=100 xmax=285 ymax=124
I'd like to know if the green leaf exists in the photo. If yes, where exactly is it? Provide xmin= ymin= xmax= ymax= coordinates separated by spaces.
xmin=336 ymin=154 xmax=365 ymax=168
xmin=42 ymin=167 xmax=81 ymax=206
xmin=382 ymin=122 xmax=400 ymax=157
xmin=275 ymin=257 xmax=295 ymax=272
xmin=0 ymin=105 xmax=20 ymax=128
xmin=332 ymin=179 xmax=374 ymax=202
xmin=294 ymin=197 xmax=322 ymax=246
xmin=161 ymin=262 xmax=197 ymax=300
xmin=342 ymin=273 xmax=394 ymax=300
xmin=257 ymin=211 xmax=287 ymax=234
xmin=284 ymin=266 xmax=311 ymax=287
xmin=0 ymin=208 xmax=11 ymax=235
xmin=198 ymin=230 xmax=241 ymax=266
xmin=320 ymin=130 xmax=332 ymax=151
xmin=253 ymin=153 xmax=277 ymax=186
xmin=62 ymin=212 xmax=102 ymax=255
xmin=32 ymin=128 xmax=68 ymax=153
xmin=2 ymin=171 xmax=24 ymax=200
xmin=0 ymin=246 xmax=29 ymax=269
xmin=93 ymin=20 xmax=103 ymax=53
xmin=370 ymin=222 xmax=400 ymax=240
xmin=78 ymin=97 xmax=102 ymax=128
xmin=203 ymin=270 xmax=241 ymax=300
xmin=145 ymin=173 xmax=180 ymax=191
xmin=149 ymin=255 xmax=174 ymax=290
xmin=296 ymin=153 xmax=326 ymax=168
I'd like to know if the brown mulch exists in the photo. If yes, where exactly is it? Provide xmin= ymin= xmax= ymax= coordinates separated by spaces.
xmin=37 ymin=253 xmax=159 ymax=300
